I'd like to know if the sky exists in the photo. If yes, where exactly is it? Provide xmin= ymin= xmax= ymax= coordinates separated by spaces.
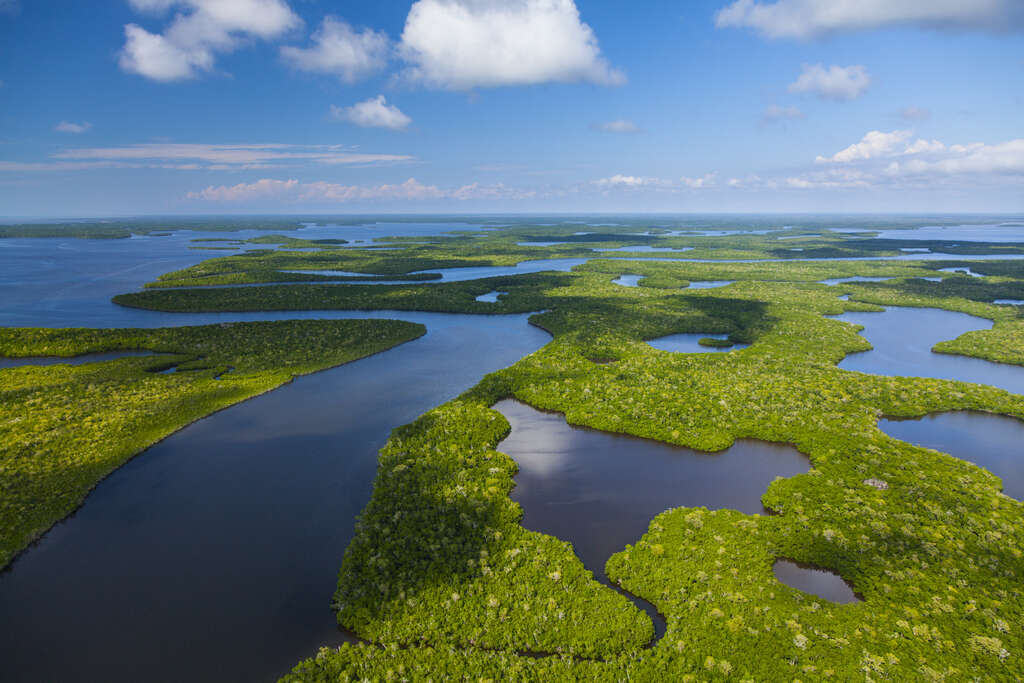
xmin=0 ymin=0 xmax=1022 ymax=217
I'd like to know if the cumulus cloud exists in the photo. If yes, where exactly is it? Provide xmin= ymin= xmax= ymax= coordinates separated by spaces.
xmin=331 ymin=96 xmax=412 ymax=130
xmin=715 ymin=0 xmax=1024 ymax=39
xmin=761 ymin=104 xmax=805 ymax=123
xmin=280 ymin=17 xmax=390 ymax=83
xmin=119 ymin=0 xmax=301 ymax=81
xmin=816 ymin=130 xmax=914 ymax=163
xmin=398 ymin=0 xmax=624 ymax=89
xmin=788 ymin=64 xmax=871 ymax=101
xmin=55 ymin=121 xmax=92 ymax=134
xmin=593 ymin=120 xmax=638 ymax=133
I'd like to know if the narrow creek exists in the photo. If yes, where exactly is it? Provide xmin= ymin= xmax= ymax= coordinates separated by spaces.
xmin=494 ymin=399 xmax=814 ymax=644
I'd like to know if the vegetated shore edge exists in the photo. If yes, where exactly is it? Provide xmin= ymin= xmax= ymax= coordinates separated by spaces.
xmin=0 ymin=319 xmax=426 ymax=572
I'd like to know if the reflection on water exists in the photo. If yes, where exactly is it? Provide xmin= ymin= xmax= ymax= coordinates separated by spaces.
xmin=879 ymin=412 xmax=1024 ymax=500
xmin=495 ymin=400 xmax=810 ymax=636
xmin=647 ymin=333 xmax=750 ymax=354
xmin=612 ymin=274 xmax=644 ymax=287
xmin=0 ymin=313 xmax=551 ymax=683
xmin=833 ymin=307 xmax=1024 ymax=396
xmin=475 ymin=290 xmax=506 ymax=303
xmin=820 ymin=276 xmax=893 ymax=286
xmin=772 ymin=560 xmax=861 ymax=604
xmin=939 ymin=266 xmax=984 ymax=278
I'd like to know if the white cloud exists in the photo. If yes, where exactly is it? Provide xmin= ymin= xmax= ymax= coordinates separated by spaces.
xmin=761 ymin=104 xmax=805 ymax=123
xmin=280 ymin=17 xmax=390 ymax=83
xmin=816 ymin=130 xmax=913 ymax=163
xmin=119 ymin=0 xmax=301 ymax=82
xmin=51 ymin=143 xmax=411 ymax=167
xmin=594 ymin=120 xmax=638 ymax=133
xmin=788 ymin=64 xmax=871 ymax=101
xmin=398 ymin=0 xmax=624 ymax=89
xmin=884 ymin=139 xmax=1024 ymax=177
xmin=593 ymin=175 xmax=667 ymax=188
xmin=715 ymin=0 xmax=1024 ymax=39
xmin=55 ymin=121 xmax=92 ymax=134
xmin=680 ymin=173 xmax=717 ymax=189
xmin=188 ymin=177 xmax=446 ymax=202
xmin=331 ymin=96 xmax=412 ymax=131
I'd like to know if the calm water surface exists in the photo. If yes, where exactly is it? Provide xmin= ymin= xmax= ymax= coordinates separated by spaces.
xmin=833 ymin=307 xmax=1024 ymax=396
xmin=879 ymin=412 xmax=1024 ymax=499
xmin=495 ymin=400 xmax=811 ymax=622
xmin=0 ymin=313 xmax=551 ymax=683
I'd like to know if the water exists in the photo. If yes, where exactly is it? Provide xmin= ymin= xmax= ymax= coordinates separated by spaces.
xmin=833 ymin=307 xmax=1024 ymax=396
xmin=686 ymin=280 xmax=734 ymax=290
xmin=594 ymin=246 xmax=694 ymax=253
xmin=495 ymin=400 xmax=811 ymax=639
xmin=613 ymin=274 xmax=644 ymax=287
xmin=475 ymin=290 xmax=506 ymax=303
xmin=868 ymin=222 xmax=1024 ymax=243
xmin=647 ymin=333 xmax=750 ymax=354
xmin=995 ymin=299 xmax=1024 ymax=306
xmin=878 ymin=412 xmax=1024 ymax=500
xmin=939 ymin=266 xmax=984 ymax=278
xmin=0 ymin=313 xmax=551 ymax=683
xmin=820 ymin=276 xmax=894 ymax=286
xmin=772 ymin=560 xmax=860 ymax=604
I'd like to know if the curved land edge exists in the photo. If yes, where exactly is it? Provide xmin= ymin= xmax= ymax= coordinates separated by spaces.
xmin=0 ymin=319 xmax=426 ymax=571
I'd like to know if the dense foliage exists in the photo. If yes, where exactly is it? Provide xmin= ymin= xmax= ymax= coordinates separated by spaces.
xmin=277 ymin=272 xmax=1024 ymax=681
xmin=0 ymin=319 xmax=425 ymax=569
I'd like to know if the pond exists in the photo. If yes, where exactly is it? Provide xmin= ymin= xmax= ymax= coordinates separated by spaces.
xmin=832 ymin=307 xmax=1024 ymax=396
xmin=494 ymin=399 xmax=813 ymax=632
xmin=878 ymin=412 xmax=1024 ymax=500
xmin=475 ymin=290 xmax=507 ymax=303
xmin=647 ymin=333 xmax=750 ymax=354
xmin=771 ymin=560 xmax=861 ymax=604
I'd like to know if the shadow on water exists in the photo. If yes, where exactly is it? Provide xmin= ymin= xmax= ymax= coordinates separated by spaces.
xmin=0 ymin=313 xmax=551 ymax=683
xmin=493 ymin=399 xmax=812 ymax=644
xmin=879 ymin=412 xmax=1024 ymax=500
xmin=772 ymin=560 xmax=862 ymax=604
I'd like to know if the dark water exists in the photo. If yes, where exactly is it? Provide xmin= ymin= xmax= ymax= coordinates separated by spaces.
xmin=494 ymin=400 xmax=811 ymax=637
xmin=833 ymin=307 xmax=1024 ymax=396
xmin=0 ymin=314 xmax=550 ymax=683
xmin=772 ymin=560 xmax=861 ymax=604
xmin=647 ymin=333 xmax=750 ymax=354
xmin=879 ymin=412 xmax=1024 ymax=500
xmin=0 ymin=350 xmax=157 ymax=369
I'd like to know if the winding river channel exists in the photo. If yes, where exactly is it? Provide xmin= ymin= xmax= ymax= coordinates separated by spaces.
xmin=2 ymin=225 xmax=1023 ymax=681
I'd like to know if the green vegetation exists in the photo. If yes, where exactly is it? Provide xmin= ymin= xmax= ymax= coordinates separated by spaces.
xmin=0 ymin=319 xmax=425 ymax=569
xmin=698 ymin=337 xmax=734 ymax=348
xmin=7 ymin=217 xmax=1024 ymax=679
xmin=277 ymin=272 xmax=1023 ymax=681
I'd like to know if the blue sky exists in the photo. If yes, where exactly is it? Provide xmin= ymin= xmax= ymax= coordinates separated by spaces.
xmin=0 ymin=0 xmax=1022 ymax=216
